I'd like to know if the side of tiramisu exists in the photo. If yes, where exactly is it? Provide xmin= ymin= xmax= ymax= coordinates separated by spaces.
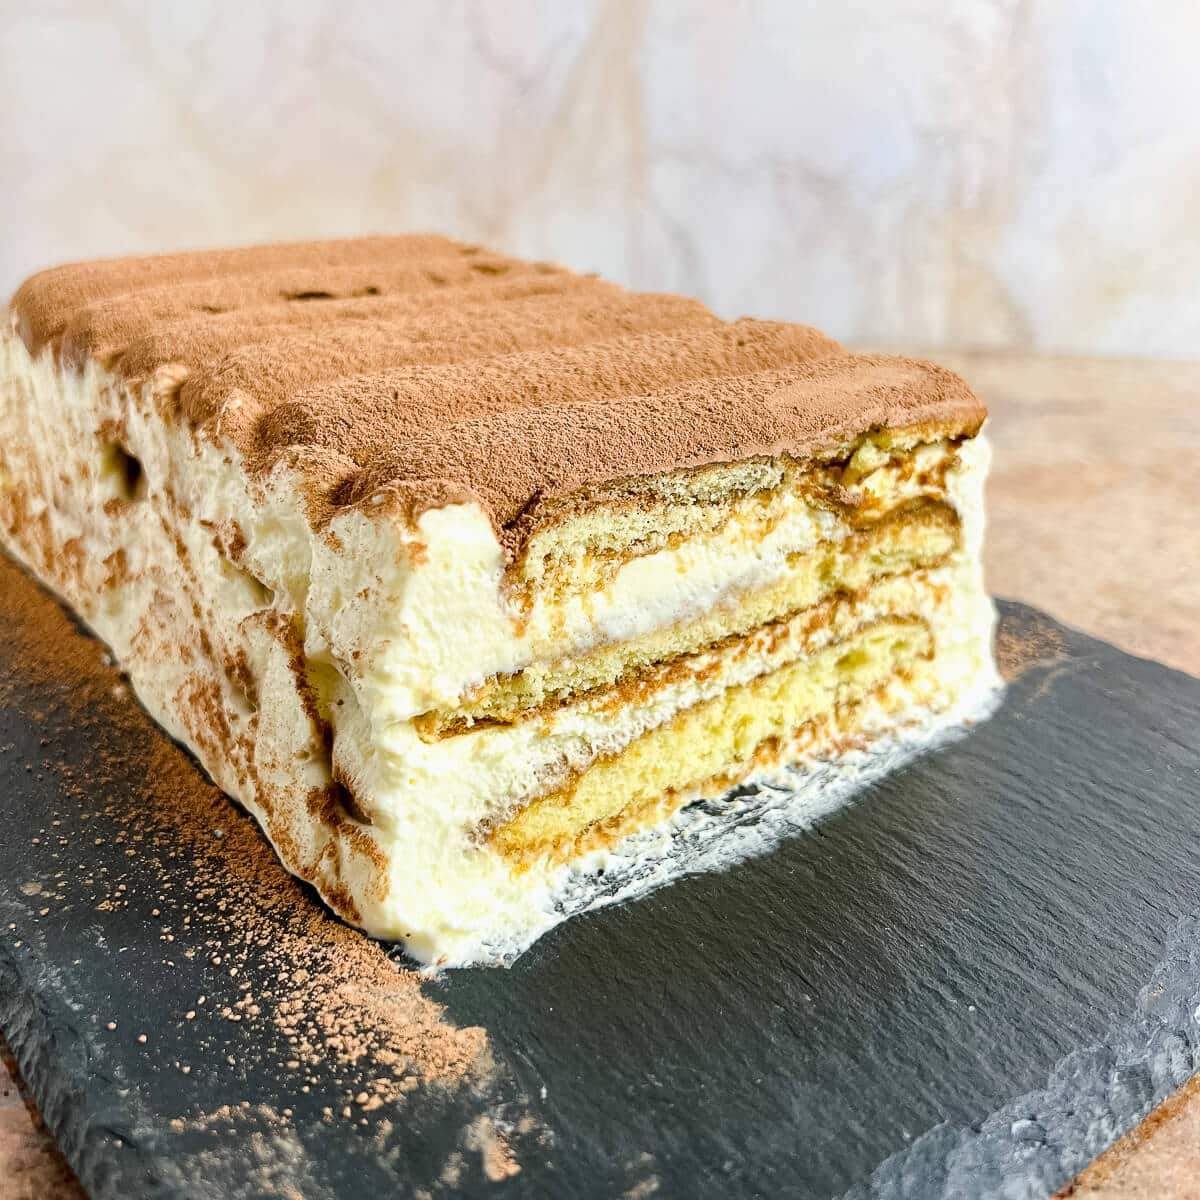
xmin=1 ymin=236 xmax=997 ymax=965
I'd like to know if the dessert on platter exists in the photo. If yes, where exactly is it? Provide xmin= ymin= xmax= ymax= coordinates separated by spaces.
xmin=0 ymin=235 xmax=998 ymax=965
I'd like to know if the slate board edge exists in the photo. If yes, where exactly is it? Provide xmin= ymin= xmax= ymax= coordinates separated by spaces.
xmin=1 ymin=942 xmax=162 ymax=1198
xmin=852 ymin=908 xmax=1200 ymax=1200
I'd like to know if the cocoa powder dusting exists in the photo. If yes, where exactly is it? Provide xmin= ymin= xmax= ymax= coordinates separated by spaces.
xmin=462 ymin=1113 xmax=522 ymax=1182
xmin=0 ymin=551 xmax=495 ymax=1123
xmin=160 ymin=1105 xmax=311 ymax=1199
xmin=994 ymin=609 xmax=1066 ymax=681
xmin=11 ymin=234 xmax=984 ymax=549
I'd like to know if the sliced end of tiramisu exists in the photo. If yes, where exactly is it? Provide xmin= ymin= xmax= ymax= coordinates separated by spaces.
xmin=1 ymin=235 xmax=997 ymax=965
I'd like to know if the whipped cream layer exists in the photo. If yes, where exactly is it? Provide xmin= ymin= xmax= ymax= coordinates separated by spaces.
xmin=0 ymin=321 xmax=997 ymax=965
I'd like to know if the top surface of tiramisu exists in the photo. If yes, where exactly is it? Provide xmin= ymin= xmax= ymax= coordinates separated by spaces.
xmin=10 ymin=235 xmax=985 ymax=542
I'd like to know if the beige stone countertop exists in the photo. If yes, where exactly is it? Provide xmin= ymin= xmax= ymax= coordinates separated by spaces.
xmin=2 ymin=350 xmax=1199 ymax=1198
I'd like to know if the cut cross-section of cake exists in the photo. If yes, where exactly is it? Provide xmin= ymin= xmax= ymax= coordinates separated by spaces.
xmin=0 ymin=235 xmax=998 ymax=965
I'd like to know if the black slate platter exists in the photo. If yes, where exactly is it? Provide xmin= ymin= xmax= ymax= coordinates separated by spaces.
xmin=3 ymin=593 xmax=1200 ymax=1200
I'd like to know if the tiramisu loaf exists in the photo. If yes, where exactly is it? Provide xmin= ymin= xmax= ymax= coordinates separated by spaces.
xmin=1 ymin=236 xmax=997 ymax=965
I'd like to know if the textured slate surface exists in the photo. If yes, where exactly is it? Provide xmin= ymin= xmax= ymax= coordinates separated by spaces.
xmin=2 ymin=600 xmax=1199 ymax=1199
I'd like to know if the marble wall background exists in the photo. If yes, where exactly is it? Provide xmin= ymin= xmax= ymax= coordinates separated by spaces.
xmin=2 ymin=0 xmax=1198 ymax=357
